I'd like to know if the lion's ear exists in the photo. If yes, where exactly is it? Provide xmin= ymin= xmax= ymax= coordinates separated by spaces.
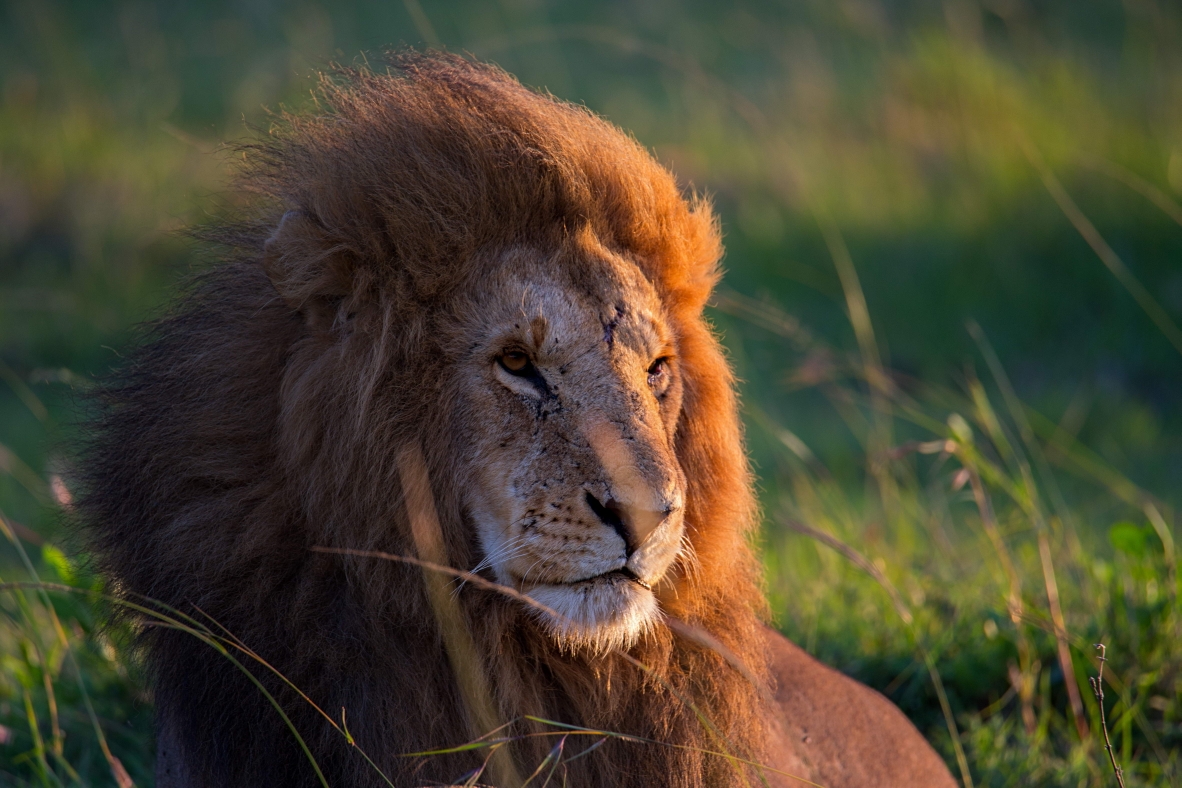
xmin=263 ymin=210 xmax=357 ymax=329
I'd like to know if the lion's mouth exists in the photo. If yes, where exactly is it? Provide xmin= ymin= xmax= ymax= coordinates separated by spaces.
xmin=519 ymin=563 xmax=662 ymax=652
xmin=565 ymin=566 xmax=651 ymax=591
xmin=613 ymin=566 xmax=652 ymax=590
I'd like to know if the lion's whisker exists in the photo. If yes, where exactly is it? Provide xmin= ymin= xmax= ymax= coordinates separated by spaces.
xmin=675 ymin=532 xmax=701 ymax=579
xmin=519 ymin=553 xmax=550 ymax=586
xmin=476 ymin=533 xmax=531 ymax=570
xmin=453 ymin=534 xmax=532 ymax=598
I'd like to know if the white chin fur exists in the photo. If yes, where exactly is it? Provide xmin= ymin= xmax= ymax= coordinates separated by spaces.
xmin=525 ymin=578 xmax=659 ymax=655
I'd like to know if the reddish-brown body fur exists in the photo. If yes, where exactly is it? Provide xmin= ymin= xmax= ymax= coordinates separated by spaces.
xmin=78 ymin=54 xmax=955 ymax=787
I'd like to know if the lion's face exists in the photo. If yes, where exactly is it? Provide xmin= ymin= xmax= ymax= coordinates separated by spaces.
xmin=450 ymin=243 xmax=688 ymax=653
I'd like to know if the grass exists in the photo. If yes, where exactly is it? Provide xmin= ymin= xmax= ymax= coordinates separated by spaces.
xmin=736 ymin=294 xmax=1181 ymax=787
xmin=2 ymin=0 xmax=1181 ymax=785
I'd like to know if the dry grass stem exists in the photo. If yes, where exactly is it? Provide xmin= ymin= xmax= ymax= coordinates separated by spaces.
xmin=1089 ymin=645 xmax=1126 ymax=788
xmin=398 ymin=444 xmax=523 ymax=788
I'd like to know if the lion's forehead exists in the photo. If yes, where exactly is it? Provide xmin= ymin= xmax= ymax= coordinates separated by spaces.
xmin=484 ymin=268 xmax=667 ymax=361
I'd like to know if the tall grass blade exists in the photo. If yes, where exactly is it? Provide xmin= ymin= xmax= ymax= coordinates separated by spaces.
xmin=397 ymin=444 xmax=522 ymax=788
xmin=1081 ymin=155 xmax=1182 ymax=229
xmin=815 ymin=213 xmax=898 ymax=514
xmin=966 ymin=323 xmax=1089 ymax=741
xmin=1021 ymin=136 xmax=1182 ymax=357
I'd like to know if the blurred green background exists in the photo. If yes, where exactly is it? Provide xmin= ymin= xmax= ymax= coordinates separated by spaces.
xmin=1 ymin=0 xmax=1180 ymax=785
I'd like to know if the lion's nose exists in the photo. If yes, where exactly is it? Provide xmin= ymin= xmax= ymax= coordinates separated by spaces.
xmin=585 ymin=492 xmax=670 ymax=556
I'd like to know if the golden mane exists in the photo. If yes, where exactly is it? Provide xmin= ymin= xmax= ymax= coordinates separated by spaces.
xmin=79 ymin=53 xmax=770 ymax=787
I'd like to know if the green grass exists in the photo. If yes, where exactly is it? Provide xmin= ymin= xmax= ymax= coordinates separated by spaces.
xmin=738 ymin=293 xmax=1181 ymax=786
xmin=2 ymin=0 xmax=1181 ymax=785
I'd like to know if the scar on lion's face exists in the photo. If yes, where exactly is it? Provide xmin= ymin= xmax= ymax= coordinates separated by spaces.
xmin=454 ymin=247 xmax=687 ymax=654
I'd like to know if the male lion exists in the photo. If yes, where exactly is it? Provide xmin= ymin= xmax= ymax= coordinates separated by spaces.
xmin=79 ymin=53 xmax=956 ymax=788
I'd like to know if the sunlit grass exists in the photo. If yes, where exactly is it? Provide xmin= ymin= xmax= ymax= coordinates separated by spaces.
xmin=741 ymin=294 xmax=1181 ymax=785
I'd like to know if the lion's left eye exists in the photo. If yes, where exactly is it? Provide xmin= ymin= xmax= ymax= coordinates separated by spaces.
xmin=647 ymin=357 xmax=670 ymax=388
xmin=499 ymin=351 xmax=537 ymax=377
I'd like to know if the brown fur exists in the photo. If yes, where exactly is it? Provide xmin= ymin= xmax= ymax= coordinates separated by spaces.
xmin=78 ymin=52 xmax=955 ymax=788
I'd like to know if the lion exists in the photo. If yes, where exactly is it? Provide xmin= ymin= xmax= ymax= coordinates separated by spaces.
xmin=77 ymin=53 xmax=956 ymax=788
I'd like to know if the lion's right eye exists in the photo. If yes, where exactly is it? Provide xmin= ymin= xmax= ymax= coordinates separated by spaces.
xmin=647 ymin=357 xmax=671 ymax=389
xmin=499 ymin=351 xmax=535 ymax=376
